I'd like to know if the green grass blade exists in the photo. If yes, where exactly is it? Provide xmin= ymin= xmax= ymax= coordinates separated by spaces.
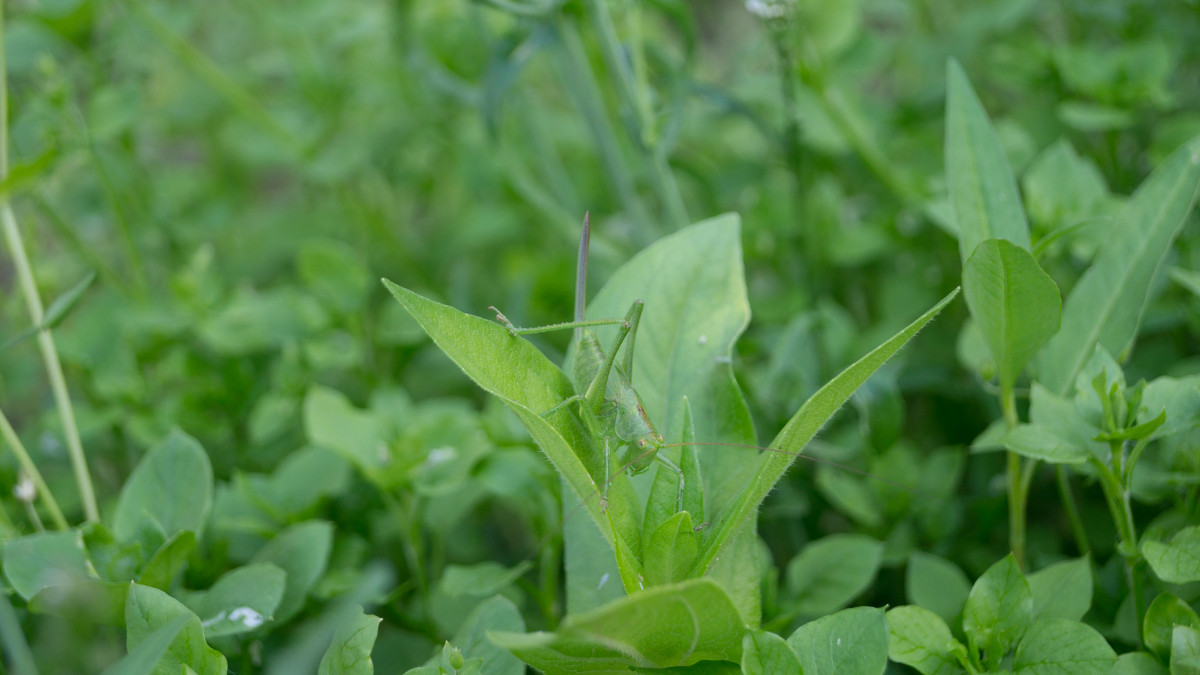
xmin=693 ymin=288 xmax=960 ymax=577
xmin=946 ymin=59 xmax=1031 ymax=264
xmin=1037 ymin=135 xmax=1200 ymax=394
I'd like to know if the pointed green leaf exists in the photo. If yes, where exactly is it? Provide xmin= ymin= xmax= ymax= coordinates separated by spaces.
xmin=962 ymin=239 xmax=1061 ymax=392
xmin=643 ymin=511 xmax=700 ymax=588
xmin=114 ymin=429 xmax=213 ymax=544
xmin=886 ymin=605 xmax=964 ymax=675
xmin=1038 ymin=135 xmax=1200 ymax=393
xmin=318 ymin=606 xmax=382 ymax=675
xmin=488 ymin=578 xmax=744 ymax=670
xmin=694 ymin=289 xmax=959 ymax=577
xmin=1028 ymin=556 xmax=1092 ymax=622
xmin=946 ymin=59 xmax=1031 ymax=264
xmin=250 ymin=520 xmax=333 ymax=622
xmin=125 ymin=583 xmax=227 ymax=675
xmin=962 ymin=554 xmax=1032 ymax=664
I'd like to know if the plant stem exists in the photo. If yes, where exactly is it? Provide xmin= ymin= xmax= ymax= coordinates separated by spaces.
xmin=0 ymin=408 xmax=70 ymax=531
xmin=1092 ymin=448 xmax=1144 ymax=648
xmin=0 ymin=591 xmax=39 ymax=675
xmin=1000 ymin=384 xmax=1028 ymax=569
xmin=0 ymin=4 xmax=99 ymax=523
xmin=1055 ymin=466 xmax=1091 ymax=556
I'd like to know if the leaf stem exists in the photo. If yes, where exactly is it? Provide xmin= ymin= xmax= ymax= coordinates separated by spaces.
xmin=0 ymin=5 xmax=99 ymax=523
xmin=1054 ymin=466 xmax=1091 ymax=556
xmin=1000 ymin=383 xmax=1028 ymax=569
xmin=1091 ymin=445 xmax=1144 ymax=647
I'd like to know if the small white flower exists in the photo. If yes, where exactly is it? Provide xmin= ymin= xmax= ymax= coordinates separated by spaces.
xmin=229 ymin=607 xmax=265 ymax=628
xmin=746 ymin=0 xmax=794 ymax=19
xmin=14 ymin=474 xmax=35 ymax=503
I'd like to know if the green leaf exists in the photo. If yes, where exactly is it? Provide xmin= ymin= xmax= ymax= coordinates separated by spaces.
xmin=742 ymin=629 xmax=802 ymax=675
xmin=382 ymin=278 xmax=642 ymax=594
xmin=643 ymin=511 xmax=700 ymax=588
xmin=488 ymin=578 xmax=744 ymax=670
xmin=298 ymin=239 xmax=371 ymax=315
xmin=1114 ymin=651 xmax=1168 ymax=675
xmin=962 ymin=239 xmax=1061 ymax=392
xmin=318 ymin=605 xmax=382 ymax=675
xmin=452 ymin=596 xmax=525 ymax=675
xmin=1142 ymin=526 xmax=1200 ymax=584
xmin=946 ymin=60 xmax=1032 ymax=265
xmin=785 ymin=534 xmax=883 ymax=616
xmin=137 ymin=531 xmax=197 ymax=591
xmin=113 ymin=429 xmax=214 ymax=545
xmin=304 ymin=386 xmax=388 ymax=472
xmin=787 ymin=606 xmax=888 ymax=675
xmin=182 ymin=563 xmax=286 ymax=637
xmin=1022 ymin=138 xmax=1108 ymax=232
xmin=1 ymin=530 xmax=91 ymax=600
xmin=1027 ymin=556 xmax=1092 ymax=622
xmin=1037 ymin=135 xmax=1200 ymax=394
xmin=1172 ymin=626 xmax=1200 ymax=674
xmin=100 ymin=616 xmax=190 ymax=675
xmin=1139 ymin=375 xmax=1200 ymax=439
xmin=695 ymin=289 xmax=959 ymax=579
xmin=1144 ymin=593 xmax=1200 ymax=659
xmin=1012 ymin=618 xmax=1117 ymax=674
xmin=1002 ymin=423 xmax=1089 ymax=464
xmin=906 ymin=552 xmax=971 ymax=627
xmin=962 ymin=554 xmax=1032 ymax=665
xmin=125 ymin=583 xmax=227 ymax=675
xmin=250 ymin=520 xmax=334 ymax=622
xmin=885 ymin=605 xmax=963 ymax=675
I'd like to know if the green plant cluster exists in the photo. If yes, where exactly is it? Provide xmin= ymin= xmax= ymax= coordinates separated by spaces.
xmin=1 ymin=1 xmax=1199 ymax=673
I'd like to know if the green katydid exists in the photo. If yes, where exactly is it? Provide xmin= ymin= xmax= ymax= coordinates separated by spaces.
xmin=488 ymin=212 xmax=686 ymax=514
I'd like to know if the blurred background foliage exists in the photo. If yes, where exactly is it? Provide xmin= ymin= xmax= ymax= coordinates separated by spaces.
xmin=2 ymin=0 xmax=1200 ymax=670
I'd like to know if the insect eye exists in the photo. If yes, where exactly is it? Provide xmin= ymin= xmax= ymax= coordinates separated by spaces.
xmin=638 ymin=439 xmax=647 ymax=448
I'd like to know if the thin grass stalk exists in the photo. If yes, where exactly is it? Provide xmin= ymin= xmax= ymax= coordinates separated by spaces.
xmin=0 ymin=408 xmax=69 ymax=531
xmin=0 ymin=2 xmax=98 ymax=523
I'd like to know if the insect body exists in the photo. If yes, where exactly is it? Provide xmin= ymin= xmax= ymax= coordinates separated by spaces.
xmin=490 ymin=213 xmax=685 ymax=513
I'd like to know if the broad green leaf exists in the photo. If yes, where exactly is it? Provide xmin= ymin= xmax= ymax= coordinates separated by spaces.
xmin=886 ymin=606 xmax=963 ymax=675
xmin=1114 ymin=651 xmax=1168 ymax=675
xmin=1 ymin=530 xmax=91 ymax=600
xmin=906 ymin=552 xmax=971 ymax=626
xmin=488 ymin=578 xmax=745 ymax=670
xmin=1142 ymin=527 xmax=1200 ymax=584
xmin=1028 ymin=556 xmax=1092 ymax=622
xmin=304 ymin=386 xmax=388 ymax=472
xmin=1022 ymin=139 xmax=1108 ymax=232
xmin=694 ymin=289 xmax=959 ymax=578
xmin=785 ymin=534 xmax=883 ymax=616
xmin=318 ymin=606 xmax=382 ymax=675
xmin=113 ymin=429 xmax=213 ymax=544
xmin=1012 ymin=618 xmax=1117 ymax=674
xmin=1144 ymin=593 xmax=1200 ymax=659
xmin=383 ymin=278 xmax=643 ymax=594
xmin=946 ymin=59 xmax=1032 ymax=265
xmin=787 ymin=606 xmax=888 ymax=675
xmin=100 ymin=616 xmax=190 ymax=675
xmin=742 ymin=629 xmax=802 ymax=675
xmin=962 ymin=239 xmax=1061 ymax=392
xmin=125 ymin=583 xmax=227 ymax=675
xmin=1037 ymin=135 xmax=1200 ymax=394
xmin=251 ymin=520 xmax=333 ymax=622
xmin=1173 ymin=626 xmax=1200 ymax=673
xmin=1139 ymin=375 xmax=1200 ymax=439
xmin=1002 ymin=423 xmax=1089 ymax=464
xmin=962 ymin=554 xmax=1032 ymax=665
xmin=643 ymin=511 xmax=700 ymax=588
xmin=182 ymin=563 xmax=285 ymax=637
xmin=452 ymin=596 xmax=525 ymax=675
